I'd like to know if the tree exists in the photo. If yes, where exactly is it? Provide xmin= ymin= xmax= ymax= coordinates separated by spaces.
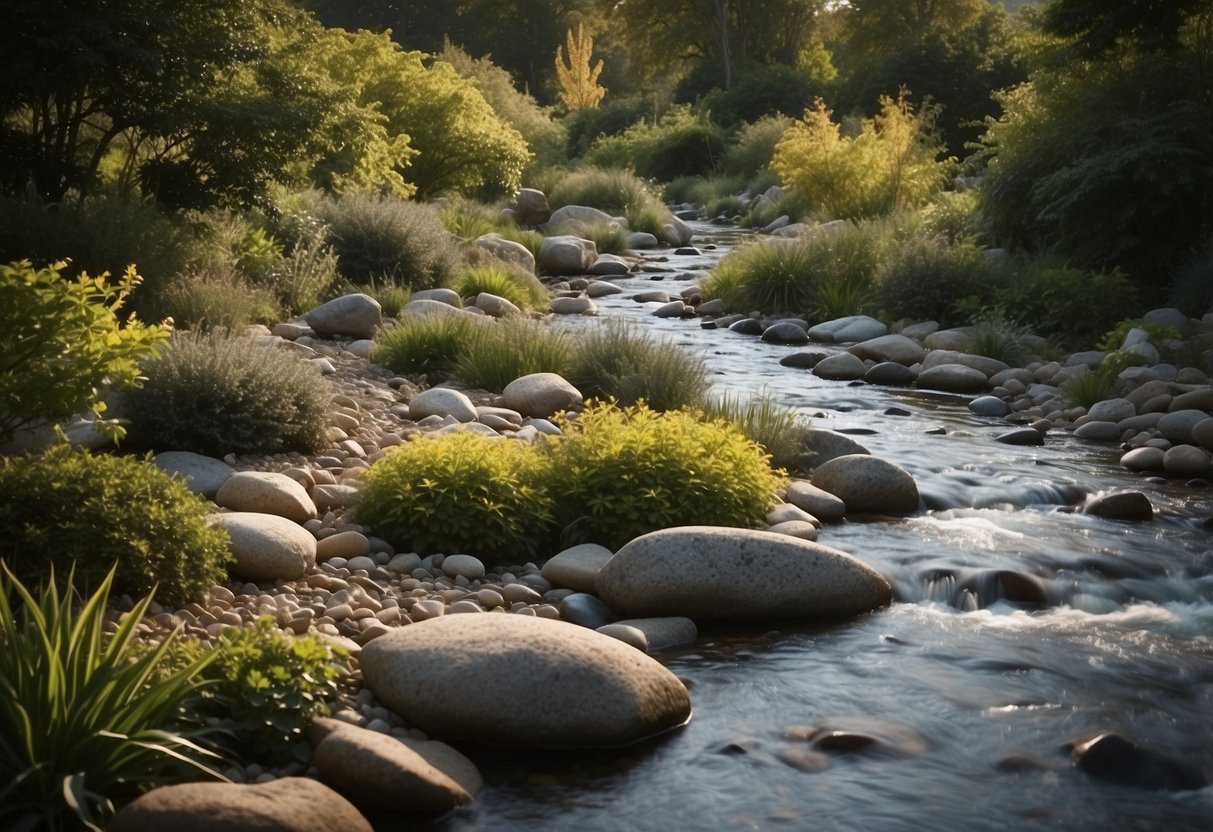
xmin=556 ymin=25 xmax=607 ymax=110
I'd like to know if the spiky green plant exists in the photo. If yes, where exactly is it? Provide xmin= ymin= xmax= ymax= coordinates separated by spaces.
xmin=372 ymin=313 xmax=481 ymax=382
xmin=702 ymin=393 xmax=810 ymax=473
xmin=454 ymin=319 xmax=574 ymax=392
xmin=0 ymin=566 xmax=222 ymax=832
xmin=1059 ymin=366 xmax=1123 ymax=409
xmin=963 ymin=312 xmax=1036 ymax=366
xmin=454 ymin=264 xmax=549 ymax=311
xmin=570 ymin=320 xmax=711 ymax=412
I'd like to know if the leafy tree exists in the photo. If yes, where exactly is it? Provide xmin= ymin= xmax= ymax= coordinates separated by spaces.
xmin=0 ymin=260 xmax=169 ymax=447
xmin=556 ymin=25 xmax=607 ymax=110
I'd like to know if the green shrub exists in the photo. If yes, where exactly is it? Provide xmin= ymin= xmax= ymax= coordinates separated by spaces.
xmin=1168 ymin=240 xmax=1213 ymax=316
xmin=453 ymin=318 xmax=573 ymax=392
xmin=1060 ymin=366 xmax=1123 ymax=409
xmin=372 ymin=314 xmax=481 ymax=382
xmin=810 ymin=276 xmax=874 ymax=322
xmin=319 ymin=194 xmax=461 ymax=288
xmin=0 ymin=444 xmax=232 ymax=605
xmin=368 ymin=281 xmax=412 ymax=318
xmin=0 ymin=566 xmax=222 ymax=832
xmin=721 ymin=115 xmax=796 ymax=179
xmin=962 ymin=312 xmax=1037 ymax=365
xmin=772 ymin=92 xmax=954 ymax=221
xmin=440 ymin=199 xmax=508 ymax=242
xmin=547 ymin=166 xmax=667 ymax=222
xmin=570 ymin=320 xmax=711 ymax=412
xmin=994 ymin=261 xmax=1140 ymax=350
xmin=565 ymin=95 xmax=662 ymax=159
xmin=920 ymin=190 xmax=986 ymax=245
xmin=160 ymin=269 xmax=281 ymax=332
xmin=0 ymin=260 xmax=170 ymax=447
xmin=454 ymin=264 xmax=548 ymax=311
xmin=176 ymin=618 xmax=349 ymax=766
xmin=269 ymin=225 xmax=341 ymax=315
xmin=696 ymin=63 xmax=819 ymax=128
xmin=587 ymin=106 xmax=727 ymax=181
xmin=701 ymin=394 xmax=810 ymax=474
xmin=356 ymin=432 xmax=556 ymax=562
xmin=128 ymin=330 xmax=333 ymax=456
xmin=547 ymin=402 xmax=785 ymax=550
xmin=871 ymin=234 xmax=991 ymax=325
xmin=581 ymin=222 xmax=631 ymax=255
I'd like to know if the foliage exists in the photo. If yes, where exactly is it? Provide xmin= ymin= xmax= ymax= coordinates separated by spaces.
xmin=319 ymin=194 xmax=462 ymax=289
xmin=356 ymin=432 xmax=557 ymax=562
xmin=581 ymin=223 xmax=631 ymax=256
xmin=701 ymin=393 xmax=810 ymax=473
xmin=1060 ymin=366 xmax=1123 ymax=409
xmin=556 ymin=24 xmax=607 ymax=111
xmin=564 ymin=95 xmax=661 ymax=159
xmin=0 ymin=566 xmax=222 ymax=832
xmin=372 ymin=314 xmax=481 ymax=382
xmin=548 ymin=166 xmax=664 ymax=218
xmin=696 ymin=63 xmax=820 ymax=128
xmin=0 ymin=443 xmax=231 ymax=606
xmin=1096 ymin=320 xmax=1182 ymax=355
xmin=870 ymin=233 xmax=992 ymax=325
xmin=159 ymin=270 xmax=281 ymax=332
xmin=1168 ymin=240 xmax=1213 ymax=316
xmin=722 ymin=115 xmax=796 ymax=179
xmin=454 ymin=318 xmax=574 ymax=392
xmin=772 ymin=91 xmax=954 ymax=221
xmin=587 ymin=106 xmax=727 ymax=181
xmin=268 ymin=224 xmax=341 ymax=314
xmin=704 ymin=239 xmax=821 ymax=314
xmin=127 ymin=330 xmax=333 ymax=456
xmin=369 ymin=282 xmax=413 ymax=319
xmin=570 ymin=320 xmax=711 ymax=412
xmin=176 ymin=618 xmax=349 ymax=766
xmin=962 ymin=311 xmax=1036 ymax=365
xmin=547 ymin=402 xmax=785 ymax=550
xmin=990 ymin=261 xmax=1140 ymax=350
xmin=454 ymin=264 xmax=549 ymax=312
xmin=0 ymin=260 xmax=170 ymax=447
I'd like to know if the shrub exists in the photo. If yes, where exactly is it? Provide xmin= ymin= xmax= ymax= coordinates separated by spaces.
xmin=1168 ymin=240 xmax=1213 ymax=316
xmin=701 ymin=394 xmax=810 ymax=474
xmin=962 ymin=312 xmax=1036 ymax=365
xmin=356 ymin=432 xmax=556 ymax=562
xmin=993 ymin=261 xmax=1140 ymax=350
xmin=0 ymin=260 xmax=170 ymax=447
xmin=1060 ymin=366 xmax=1123 ymax=409
xmin=0 ymin=444 xmax=232 ymax=605
xmin=871 ymin=233 xmax=991 ymax=325
xmin=696 ymin=63 xmax=819 ymax=128
xmin=454 ymin=264 xmax=549 ymax=311
xmin=587 ymin=106 xmax=727 ymax=181
xmin=547 ymin=166 xmax=668 ymax=224
xmin=319 ymin=194 xmax=462 ymax=288
xmin=547 ymin=402 xmax=785 ymax=550
xmin=175 ymin=618 xmax=349 ymax=766
xmin=128 ymin=330 xmax=333 ymax=456
xmin=440 ymin=199 xmax=509 ymax=241
xmin=159 ymin=269 xmax=281 ymax=331
xmin=453 ymin=318 xmax=573 ymax=392
xmin=368 ymin=282 xmax=412 ymax=318
xmin=772 ymin=92 xmax=954 ymax=221
xmin=721 ymin=115 xmax=796 ymax=178
xmin=565 ymin=95 xmax=661 ymax=159
xmin=0 ymin=567 xmax=222 ymax=832
xmin=372 ymin=314 xmax=481 ymax=382
xmin=269 ymin=225 xmax=341 ymax=315
xmin=581 ymin=222 xmax=631 ymax=255
xmin=570 ymin=320 xmax=711 ymax=412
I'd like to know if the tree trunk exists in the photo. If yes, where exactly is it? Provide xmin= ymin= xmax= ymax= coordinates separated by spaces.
xmin=716 ymin=0 xmax=732 ymax=89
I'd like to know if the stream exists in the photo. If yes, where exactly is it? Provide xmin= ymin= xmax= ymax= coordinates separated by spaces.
xmin=421 ymin=223 xmax=1213 ymax=831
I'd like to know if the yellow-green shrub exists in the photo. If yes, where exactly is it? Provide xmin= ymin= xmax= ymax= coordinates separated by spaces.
xmin=547 ymin=403 xmax=785 ymax=550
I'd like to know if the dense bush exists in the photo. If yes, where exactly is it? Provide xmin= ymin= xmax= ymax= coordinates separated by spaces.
xmin=128 ymin=330 xmax=333 ymax=456
xmin=1168 ymin=240 xmax=1213 ymax=316
xmin=565 ymin=95 xmax=660 ymax=159
xmin=373 ymin=314 xmax=481 ymax=382
xmin=721 ymin=115 xmax=796 ymax=179
xmin=697 ymin=63 xmax=818 ymax=128
xmin=992 ymin=262 xmax=1140 ymax=350
xmin=1060 ymin=366 xmax=1124 ymax=409
xmin=587 ymin=106 xmax=727 ymax=181
xmin=702 ymin=394 xmax=810 ymax=474
xmin=453 ymin=318 xmax=573 ymax=392
xmin=454 ymin=264 xmax=549 ymax=311
xmin=319 ymin=194 xmax=461 ymax=288
xmin=772 ymin=92 xmax=954 ymax=221
xmin=356 ymin=432 xmax=556 ymax=562
xmin=159 ymin=269 xmax=281 ymax=331
xmin=0 ymin=260 xmax=170 ymax=447
xmin=176 ymin=618 xmax=349 ymax=766
xmin=0 ymin=567 xmax=222 ymax=832
xmin=547 ymin=166 xmax=666 ymax=221
xmin=871 ymin=233 xmax=992 ymax=325
xmin=547 ymin=403 xmax=785 ymax=550
xmin=570 ymin=320 xmax=711 ymax=412
xmin=0 ymin=444 xmax=231 ymax=606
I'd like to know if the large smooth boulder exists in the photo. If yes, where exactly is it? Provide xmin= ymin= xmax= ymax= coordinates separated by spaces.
xmin=812 ymin=352 xmax=868 ymax=381
xmin=359 ymin=615 xmax=691 ymax=748
xmin=917 ymin=363 xmax=988 ymax=393
xmin=400 ymin=298 xmax=478 ymax=320
xmin=211 ymin=512 xmax=317 ymax=581
xmin=811 ymin=454 xmax=920 ymax=514
xmin=502 ymin=373 xmax=583 ymax=418
xmin=215 ymin=472 xmax=317 ymax=523
xmin=109 ymin=778 xmax=371 ymax=832
xmin=303 ymin=294 xmax=382 ymax=339
xmin=807 ymin=315 xmax=888 ymax=344
xmin=1083 ymin=491 xmax=1154 ymax=521
xmin=659 ymin=215 xmax=694 ymax=247
xmin=539 ymin=235 xmax=598 ymax=275
xmin=1158 ymin=409 xmax=1211 ymax=444
xmin=313 ymin=720 xmax=480 ymax=814
xmin=513 ymin=188 xmax=550 ymax=226
xmin=408 ymin=388 xmax=478 ymax=423
xmin=549 ymin=204 xmax=619 ymax=231
xmin=1087 ymin=398 xmax=1137 ymax=423
xmin=154 ymin=451 xmax=233 ymax=498
xmin=785 ymin=479 xmax=847 ymax=522
xmin=410 ymin=288 xmax=462 ymax=307
xmin=595 ymin=526 xmax=892 ymax=620
xmin=800 ymin=429 xmax=870 ymax=468
xmin=475 ymin=233 xmax=537 ymax=274
xmin=1194 ymin=417 xmax=1213 ymax=450
xmin=474 ymin=292 xmax=523 ymax=318
xmin=921 ymin=350 xmax=1008 ymax=377
xmin=541 ymin=543 xmax=614 ymax=593
xmin=848 ymin=334 xmax=926 ymax=366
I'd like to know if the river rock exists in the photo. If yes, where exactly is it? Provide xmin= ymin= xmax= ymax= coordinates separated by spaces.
xmin=766 ymin=502 xmax=820 ymax=527
xmin=813 ymin=353 xmax=868 ymax=381
xmin=541 ymin=543 xmax=614 ymax=592
xmin=400 ymin=298 xmax=476 ymax=321
xmin=654 ymin=300 xmax=692 ymax=318
xmin=917 ymin=363 xmax=988 ymax=393
xmin=1083 ymin=491 xmax=1154 ymax=521
xmin=762 ymin=322 xmax=810 ymax=345
xmin=729 ymin=317 xmax=765 ymax=335
xmin=550 ymin=295 xmax=598 ymax=315
xmin=560 ymin=592 xmax=617 ymax=629
xmin=1163 ymin=445 xmax=1211 ymax=477
xmin=316 ymin=530 xmax=370 ymax=562
xmin=1071 ymin=733 xmax=1208 ymax=791
xmin=597 ymin=617 xmax=698 ymax=652
xmin=1087 ymin=398 xmax=1137 ymax=422
xmin=1125 ymin=380 xmax=1173 ymax=410
xmin=1193 ymin=417 xmax=1213 ymax=450
xmin=313 ymin=721 xmax=480 ymax=813
xmin=513 ymin=188 xmax=550 ymax=226
xmin=781 ymin=351 xmax=827 ymax=368
xmin=410 ymin=288 xmax=462 ymax=307
xmin=1158 ymin=409 xmax=1210 ymax=444
xmin=627 ymin=232 xmax=659 ymax=249
xmin=587 ymin=280 xmax=624 ymax=298
xmin=807 ymin=316 xmax=885 ymax=344
xmin=408 ymin=388 xmax=478 ymax=423
xmin=1170 ymin=388 xmax=1213 ymax=413
xmin=921 ymin=350 xmax=1009 ymax=377
xmin=549 ymin=204 xmax=619 ymax=231
xmin=968 ymin=396 xmax=1011 ymax=417
xmin=475 ymin=233 xmax=536 ymax=274
xmin=1074 ymin=421 xmax=1121 ymax=442
xmin=1120 ymin=446 xmax=1165 ymax=472
xmin=864 ymin=362 xmax=916 ymax=386
xmin=801 ymin=429 xmax=870 ymax=468
xmin=502 ymin=373 xmax=583 ymax=418
xmin=109 ymin=778 xmax=372 ymax=832
xmin=848 ymin=334 xmax=926 ymax=366
xmin=304 ymin=294 xmax=382 ymax=339
xmin=153 ymin=451 xmax=232 ymax=498
xmin=595 ymin=526 xmax=892 ymax=620
xmin=441 ymin=554 xmax=486 ymax=580
xmin=766 ymin=520 xmax=820 ymax=541
xmin=211 ymin=512 xmax=316 ymax=581
xmin=659 ymin=216 xmax=694 ymax=247
xmin=996 ymin=427 xmax=1045 ymax=446
xmin=785 ymin=479 xmax=847 ymax=522
xmin=539 ymin=235 xmax=598 ymax=275
xmin=811 ymin=455 xmax=919 ymax=514
xmin=474 ymin=292 xmax=522 ymax=318
xmin=589 ymin=254 xmax=632 ymax=276
xmin=215 ymin=472 xmax=317 ymax=523
xmin=359 ymin=615 xmax=691 ymax=748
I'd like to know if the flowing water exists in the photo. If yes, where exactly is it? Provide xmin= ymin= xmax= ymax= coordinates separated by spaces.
xmin=417 ymin=225 xmax=1213 ymax=831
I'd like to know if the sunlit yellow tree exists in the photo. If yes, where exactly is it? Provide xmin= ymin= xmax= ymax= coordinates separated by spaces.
xmin=555 ymin=24 xmax=606 ymax=110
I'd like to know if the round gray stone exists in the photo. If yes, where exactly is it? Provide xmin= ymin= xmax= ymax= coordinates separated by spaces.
xmin=215 ymin=471 xmax=317 ymax=523
xmin=303 ymin=293 xmax=382 ymax=339
xmin=762 ymin=322 xmax=810 ymax=345
xmin=408 ymin=389 xmax=478 ymax=423
xmin=1163 ymin=445 xmax=1211 ymax=478
xmin=153 ymin=451 xmax=233 ymax=498
xmin=1083 ymin=491 xmax=1153 ymax=521
xmin=1074 ymin=421 xmax=1122 ymax=442
xmin=211 ymin=512 xmax=316 ymax=581
xmin=502 ymin=373 xmax=583 ymax=418
xmin=1087 ymin=398 xmax=1137 ymax=423
xmin=541 ymin=543 xmax=614 ymax=593
xmin=1120 ymin=446 xmax=1165 ymax=472
xmin=969 ymin=396 xmax=1011 ymax=417
xmin=917 ymin=363 xmax=988 ymax=393
xmin=864 ymin=362 xmax=916 ymax=386
xmin=811 ymin=454 xmax=919 ymax=514
xmin=597 ymin=617 xmax=698 ymax=652
xmin=848 ymin=334 xmax=926 ymax=366
xmin=812 ymin=353 xmax=868 ymax=381
xmin=1193 ymin=417 xmax=1213 ymax=450
xmin=784 ymin=479 xmax=847 ymax=522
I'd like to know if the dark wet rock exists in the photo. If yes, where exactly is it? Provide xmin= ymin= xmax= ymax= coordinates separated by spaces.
xmin=800 ymin=429 xmax=870 ymax=468
xmin=864 ymin=361 xmax=916 ymax=386
xmin=1071 ymin=733 xmax=1208 ymax=791
xmin=781 ymin=351 xmax=829 ymax=369
xmin=884 ymin=407 xmax=912 ymax=417
xmin=969 ymin=396 xmax=1011 ymax=418
xmin=1074 ymin=421 xmax=1121 ymax=441
xmin=812 ymin=352 xmax=868 ymax=381
xmin=761 ymin=321 xmax=810 ymax=345
xmin=728 ymin=317 xmax=764 ymax=335
xmin=560 ymin=592 xmax=617 ymax=629
xmin=1083 ymin=491 xmax=1154 ymax=521
xmin=996 ymin=428 xmax=1045 ymax=446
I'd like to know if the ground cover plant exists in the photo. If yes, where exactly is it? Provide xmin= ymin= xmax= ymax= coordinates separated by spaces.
xmin=453 ymin=318 xmax=574 ymax=392
xmin=373 ymin=313 xmax=482 ymax=382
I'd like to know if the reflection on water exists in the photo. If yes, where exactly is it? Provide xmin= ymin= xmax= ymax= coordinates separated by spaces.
xmin=409 ymin=225 xmax=1213 ymax=831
